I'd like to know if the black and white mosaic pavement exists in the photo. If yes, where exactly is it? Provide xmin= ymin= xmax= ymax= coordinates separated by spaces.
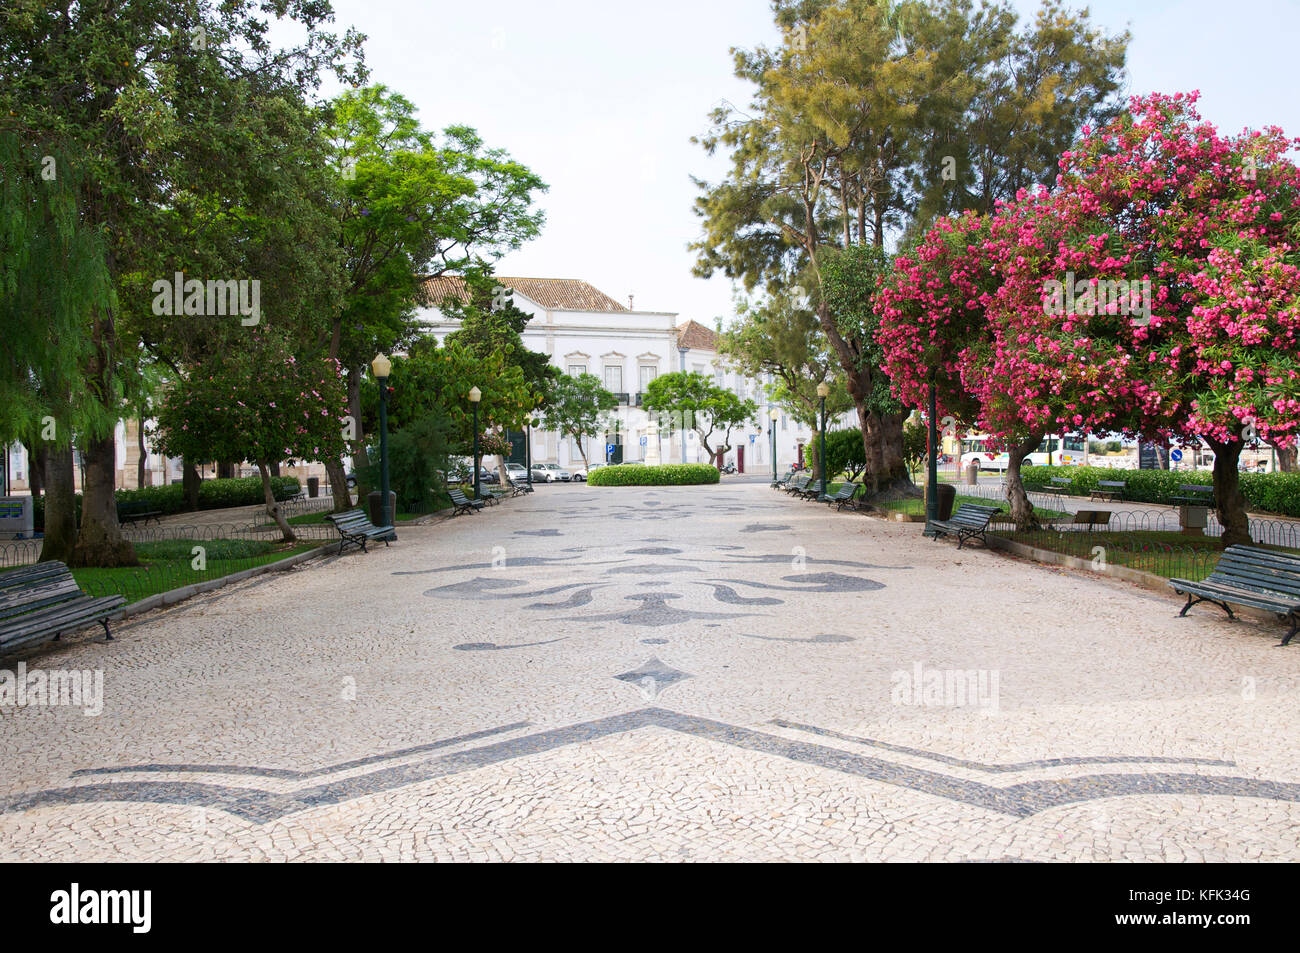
xmin=2 ymin=481 xmax=1298 ymax=861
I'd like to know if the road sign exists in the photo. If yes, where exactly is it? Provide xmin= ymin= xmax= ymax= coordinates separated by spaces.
xmin=749 ymin=434 xmax=756 ymax=444
xmin=606 ymin=443 xmax=616 ymax=454
xmin=639 ymin=436 xmax=647 ymax=447
xmin=1171 ymin=448 xmax=1184 ymax=463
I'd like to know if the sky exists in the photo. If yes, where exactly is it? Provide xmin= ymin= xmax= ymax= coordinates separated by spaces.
xmin=318 ymin=0 xmax=1300 ymax=325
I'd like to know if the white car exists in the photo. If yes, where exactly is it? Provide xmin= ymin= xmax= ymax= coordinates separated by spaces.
xmin=570 ymin=465 xmax=589 ymax=481
xmin=534 ymin=463 xmax=571 ymax=482
xmin=505 ymin=463 xmax=528 ymax=482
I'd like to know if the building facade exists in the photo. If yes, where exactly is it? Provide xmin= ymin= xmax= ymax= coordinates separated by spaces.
xmin=419 ymin=276 xmax=821 ymax=473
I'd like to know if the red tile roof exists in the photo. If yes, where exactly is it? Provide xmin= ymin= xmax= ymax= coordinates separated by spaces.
xmin=420 ymin=276 xmax=629 ymax=312
xmin=674 ymin=319 xmax=718 ymax=352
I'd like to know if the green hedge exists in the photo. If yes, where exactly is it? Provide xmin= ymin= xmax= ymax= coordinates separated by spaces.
xmin=1020 ymin=465 xmax=1300 ymax=517
xmin=33 ymin=475 xmax=301 ymax=529
xmin=587 ymin=464 xmax=720 ymax=486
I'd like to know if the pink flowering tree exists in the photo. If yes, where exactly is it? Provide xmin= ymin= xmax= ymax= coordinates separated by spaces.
xmin=153 ymin=332 xmax=349 ymax=541
xmin=1053 ymin=92 xmax=1300 ymax=544
xmin=882 ymin=92 xmax=1300 ymax=540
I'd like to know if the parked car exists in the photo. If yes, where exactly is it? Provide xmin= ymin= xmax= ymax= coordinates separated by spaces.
xmin=535 ymin=463 xmax=571 ymax=482
xmin=530 ymin=465 xmax=554 ymax=483
xmin=505 ymin=463 xmax=528 ymax=482
xmin=570 ymin=464 xmax=591 ymax=481
xmin=478 ymin=466 xmax=500 ymax=485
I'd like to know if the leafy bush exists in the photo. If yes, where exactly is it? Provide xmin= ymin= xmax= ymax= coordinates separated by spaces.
xmin=587 ymin=464 xmax=720 ymax=486
xmin=803 ymin=428 xmax=866 ymax=480
xmin=1020 ymin=465 xmax=1300 ymax=516
xmin=33 ymin=475 xmax=301 ymax=529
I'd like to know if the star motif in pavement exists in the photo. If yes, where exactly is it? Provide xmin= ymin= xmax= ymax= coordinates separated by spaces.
xmin=614 ymin=657 xmax=693 ymax=700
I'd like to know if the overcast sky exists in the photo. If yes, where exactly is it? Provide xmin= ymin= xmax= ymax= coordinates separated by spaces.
xmin=320 ymin=0 xmax=1300 ymax=325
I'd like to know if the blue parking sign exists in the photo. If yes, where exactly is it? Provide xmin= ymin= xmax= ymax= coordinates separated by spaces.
xmin=606 ymin=443 xmax=616 ymax=455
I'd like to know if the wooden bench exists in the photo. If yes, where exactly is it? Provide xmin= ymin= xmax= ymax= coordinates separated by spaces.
xmin=1040 ymin=477 xmax=1073 ymax=496
xmin=116 ymin=500 xmax=163 ymax=526
xmin=772 ymin=470 xmax=793 ymax=489
xmin=0 ymin=561 xmax=126 ymax=653
xmin=1170 ymin=484 xmax=1216 ymax=508
xmin=505 ymin=476 xmax=533 ymax=497
xmin=447 ymin=488 xmax=486 ymax=516
xmin=1169 ymin=545 xmax=1300 ymax=645
xmin=1071 ymin=509 xmax=1112 ymax=528
xmin=825 ymin=483 xmax=861 ymax=511
xmin=324 ymin=509 xmax=395 ymax=554
xmin=929 ymin=503 xmax=1003 ymax=550
xmin=1091 ymin=480 xmax=1126 ymax=502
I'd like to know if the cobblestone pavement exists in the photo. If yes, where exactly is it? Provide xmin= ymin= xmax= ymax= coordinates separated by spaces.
xmin=2 ymin=482 xmax=1298 ymax=861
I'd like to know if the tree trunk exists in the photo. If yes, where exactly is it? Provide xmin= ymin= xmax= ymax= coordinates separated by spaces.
xmin=138 ymin=413 xmax=149 ymax=488
xmin=70 ymin=432 xmax=138 ymax=567
xmin=39 ymin=443 xmax=77 ymax=564
xmin=1270 ymin=438 xmax=1297 ymax=473
xmin=325 ymin=457 xmax=352 ymax=511
xmin=1004 ymin=430 xmax=1046 ymax=530
xmin=26 ymin=441 xmax=45 ymax=504
xmin=182 ymin=459 xmax=201 ymax=510
xmin=1208 ymin=437 xmax=1251 ymax=547
xmin=258 ymin=461 xmax=296 ymax=543
xmin=347 ymin=366 xmax=372 ymax=503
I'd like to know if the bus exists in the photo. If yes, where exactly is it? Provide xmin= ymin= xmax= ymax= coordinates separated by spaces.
xmin=957 ymin=434 xmax=1088 ymax=472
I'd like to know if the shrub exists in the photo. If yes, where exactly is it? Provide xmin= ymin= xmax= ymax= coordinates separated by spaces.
xmin=804 ymin=428 xmax=866 ymax=481
xmin=32 ymin=475 xmax=302 ymax=529
xmin=1019 ymin=465 xmax=1300 ymax=516
xmin=587 ymin=464 xmax=720 ymax=486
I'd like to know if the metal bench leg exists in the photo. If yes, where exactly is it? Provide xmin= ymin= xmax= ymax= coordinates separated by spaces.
xmin=101 ymin=618 xmax=115 ymax=641
xmin=1280 ymin=617 xmax=1297 ymax=647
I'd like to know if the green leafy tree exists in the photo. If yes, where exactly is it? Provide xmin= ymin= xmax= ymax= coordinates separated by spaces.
xmin=0 ymin=0 xmax=364 ymax=565
xmin=539 ymin=373 xmax=617 ymax=466
xmin=323 ymin=87 xmax=547 ymax=506
xmin=642 ymin=371 xmax=759 ymax=464
xmin=691 ymin=0 xmax=1127 ymax=496
xmin=718 ymin=290 xmax=850 ymax=428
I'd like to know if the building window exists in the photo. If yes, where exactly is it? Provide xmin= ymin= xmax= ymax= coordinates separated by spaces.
xmin=568 ymin=364 xmax=586 ymax=377
xmin=605 ymin=365 xmax=623 ymax=392
xmin=638 ymin=365 xmax=657 ymax=392
xmin=781 ymin=414 xmax=788 ymax=431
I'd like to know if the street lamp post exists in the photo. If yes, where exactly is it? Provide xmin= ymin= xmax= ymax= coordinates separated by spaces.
xmin=678 ymin=345 xmax=688 ymax=463
xmin=816 ymin=381 xmax=829 ymax=500
xmin=370 ymin=353 xmax=393 ymax=528
xmin=469 ymin=386 xmax=482 ymax=501
xmin=923 ymin=379 xmax=940 ymax=536
xmin=769 ymin=409 xmax=780 ymax=486
xmin=526 ymin=416 xmax=534 ymax=485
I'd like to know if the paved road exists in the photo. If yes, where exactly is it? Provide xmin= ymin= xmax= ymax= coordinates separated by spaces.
xmin=1 ymin=482 xmax=1297 ymax=861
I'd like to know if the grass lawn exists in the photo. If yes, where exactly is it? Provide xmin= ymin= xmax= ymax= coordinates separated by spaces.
xmin=995 ymin=529 xmax=1300 ymax=580
xmin=875 ymin=494 xmax=1070 ymax=520
xmin=1 ymin=538 xmax=322 ymax=605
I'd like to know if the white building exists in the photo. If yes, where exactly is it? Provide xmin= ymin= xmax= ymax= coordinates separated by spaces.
xmin=418 ymin=276 xmax=822 ymax=473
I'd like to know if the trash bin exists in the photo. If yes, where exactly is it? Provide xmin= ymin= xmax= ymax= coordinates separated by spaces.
xmin=924 ymin=482 xmax=957 ymax=520
xmin=307 ymin=476 xmax=319 ymax=498
xmin=964 ymin=462 xmax=979 ymax=485
xmin=367 ymin=490 xmax=396 ymax=526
